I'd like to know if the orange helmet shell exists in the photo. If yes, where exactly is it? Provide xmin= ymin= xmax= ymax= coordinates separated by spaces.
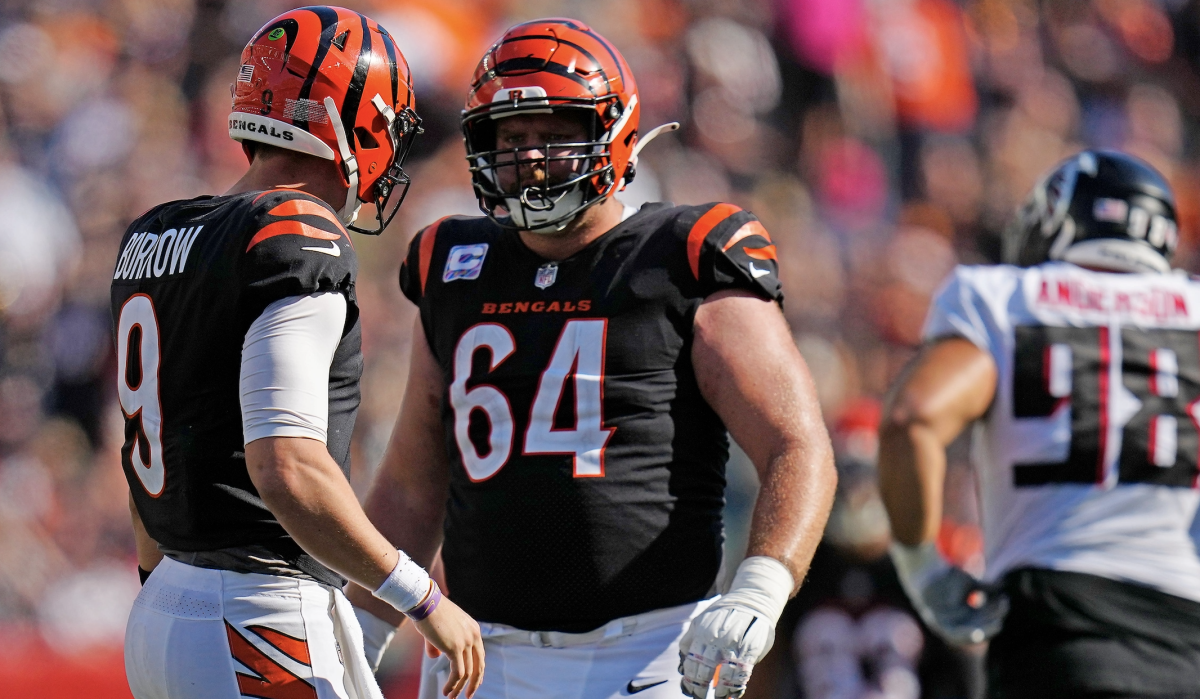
xmin=231 ymin=6 xmax=420 ymax=228
xmin=462 ymin=19 xmax=641 ymax=227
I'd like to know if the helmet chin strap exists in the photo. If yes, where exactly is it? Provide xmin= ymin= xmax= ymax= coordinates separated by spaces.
xmin=323 ymin=97 xmax=361 ymax=225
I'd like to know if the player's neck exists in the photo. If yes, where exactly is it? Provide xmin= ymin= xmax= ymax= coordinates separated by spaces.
xmin=517 ymin=197 xmax=626 ymax=261
xmin=225 ymin=150 xmax=348 ymax=212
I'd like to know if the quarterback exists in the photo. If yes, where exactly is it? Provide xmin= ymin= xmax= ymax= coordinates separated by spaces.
xmin=113 ymin=8 xmax=482 ymax=699
xmin=348 ymin=18 xmax=837 ymax=699
xmin=879 ymin=150 xmax=1200 ymax=698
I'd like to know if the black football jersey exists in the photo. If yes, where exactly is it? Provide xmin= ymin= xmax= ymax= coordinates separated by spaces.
xmin=110 ymin=189 xmax=362 ymax=583
xmin=399 ymin=202 xmax=783 ymax=632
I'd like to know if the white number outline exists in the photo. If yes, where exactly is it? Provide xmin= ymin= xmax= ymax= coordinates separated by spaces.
xmin=116 ymin=293 xmax=166 ymax=496
xmin=450 ymin=323 xmax=517 ymax=482
xmin=448 ymin=318 xmax=615 ymax=481
xmin=522 ymin=318 xmax=615 ymax=477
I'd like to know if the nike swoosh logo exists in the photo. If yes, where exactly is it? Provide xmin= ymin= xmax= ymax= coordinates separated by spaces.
xmin=625 ymin=679 xmax=667 ymax=694
xmin=748 ymin=262 xmax=770 ymax=278
xmin=301 ymin=240 xmax=341 ymax=257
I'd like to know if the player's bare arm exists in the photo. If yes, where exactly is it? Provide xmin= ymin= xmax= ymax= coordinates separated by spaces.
xmin=878 ymin=337 xmax=997 ymax=545
xmin=129 ymin=492 xmax=163 ymax=574
xmin=678 ymin=289 xmax=836 ymax=699
xmin=248 ymin=434 xmax=482 ymax=698
xmin=876 ymin=336 xmax=1004 ymax=645
xmin=693 ymin=290 xmax=837 ymax=586
xmin=346 ymin=319 xmax=475 ymax=679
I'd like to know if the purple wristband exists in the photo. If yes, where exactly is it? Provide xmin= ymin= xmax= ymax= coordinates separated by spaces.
xmin=405 ymin=580 xmax=442 ymax=621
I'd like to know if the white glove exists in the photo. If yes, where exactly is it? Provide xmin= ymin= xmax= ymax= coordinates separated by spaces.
xmin=354 ymin=606 xmax=398 ymax=673
xmin=888 ymin=542 xmax=1008 ymax=646
xmin=678 ymin=556 xmax=794 ymax=699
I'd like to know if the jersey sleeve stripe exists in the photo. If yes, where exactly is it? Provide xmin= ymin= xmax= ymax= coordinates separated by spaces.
xmin=687 ymin=203 xmax=741 ymax=279
xmin=418 ymin=216 xmax=449 ymax=293
xmin=744 ymin=244 xmax=777 ymax=261
xmin=267 ymin=198 xmax=345 ymax=229
xmin=246 ymin=219 xmax=341 ymax=251
xmin=721 ymin=221 xmax=773 ymax=251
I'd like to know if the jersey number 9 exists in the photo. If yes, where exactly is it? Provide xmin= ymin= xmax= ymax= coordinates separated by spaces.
xmin=117 ymin=294 xmax=166 ymax=496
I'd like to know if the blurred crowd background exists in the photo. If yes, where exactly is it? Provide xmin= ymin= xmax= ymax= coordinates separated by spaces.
xmin=0 ymin=0 xmax=1197 ymax=696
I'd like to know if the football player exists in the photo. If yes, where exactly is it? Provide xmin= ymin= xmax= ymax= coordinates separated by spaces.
xmin=346 ymin=18 xmax=837 ymax=699
xmin=878 ymin=150 xmax=1200 ymax=698
xmin=113 ymin=8 xmax=483 ymax=699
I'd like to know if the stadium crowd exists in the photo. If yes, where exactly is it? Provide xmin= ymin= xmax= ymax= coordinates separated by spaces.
xmin=0 ymin=0 xmax=1197 ymax=696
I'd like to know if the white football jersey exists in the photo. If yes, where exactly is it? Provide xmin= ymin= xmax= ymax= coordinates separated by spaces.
xmin=924 ymin=261 xmax=1200 ymax=602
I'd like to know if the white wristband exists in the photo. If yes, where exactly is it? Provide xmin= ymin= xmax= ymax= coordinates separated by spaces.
xmin=372 ymin=551 xmax=432 ymax=613
xmin=720 ymin=556 xmax=794 ymax=625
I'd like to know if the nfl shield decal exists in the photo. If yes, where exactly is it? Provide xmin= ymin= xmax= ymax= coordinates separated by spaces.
xmin=444 ymin=244 xmax=488 ymax=282
xmin=535 ymin=262 xmax=558 ymax=289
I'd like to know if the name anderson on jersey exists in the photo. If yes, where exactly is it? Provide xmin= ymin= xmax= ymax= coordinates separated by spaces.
xmin=113 ymin=226 xmax=205 ymax=281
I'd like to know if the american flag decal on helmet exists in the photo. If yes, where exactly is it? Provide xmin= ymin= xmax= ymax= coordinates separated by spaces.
xmin=237 ymin=65 xmax=254 ymax=83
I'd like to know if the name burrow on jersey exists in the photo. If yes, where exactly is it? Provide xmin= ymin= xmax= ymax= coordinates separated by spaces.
xmin=113 ymin=226 xmax=205 ymax=281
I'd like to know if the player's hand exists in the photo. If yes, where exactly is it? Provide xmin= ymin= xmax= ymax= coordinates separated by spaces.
xmin=677 ymin=556 xmax=793 ymax=699
xmin=411 ymin=597 xmax=485 ymax=699
xmin=889 ymin=542 xmax=1008 ymax=646
xmin=678 ymin=604 xmax=774 ymax=698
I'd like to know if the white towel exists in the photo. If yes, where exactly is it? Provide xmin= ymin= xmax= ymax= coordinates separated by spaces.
xmin=330 ymin=588 xmax=386 ymax=699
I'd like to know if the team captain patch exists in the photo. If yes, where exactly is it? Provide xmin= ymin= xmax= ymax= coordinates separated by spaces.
xmin=443 ymin=244 xmax=488 ymax=282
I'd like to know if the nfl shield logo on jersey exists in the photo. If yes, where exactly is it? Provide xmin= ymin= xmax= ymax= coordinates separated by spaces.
xmin=444 ymin=244 xmax=489 ymax=282
xmin=535 ymin=262 xmax=558 ymax=289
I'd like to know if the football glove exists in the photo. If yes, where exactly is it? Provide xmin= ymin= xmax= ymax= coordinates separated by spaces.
xmin=353 ymin=606 xmax=397 ymax=673
xmin=888 ymin=542 xmax=1008 ymax=646
xmin=679 ymin=556 xmax=794 ymax=699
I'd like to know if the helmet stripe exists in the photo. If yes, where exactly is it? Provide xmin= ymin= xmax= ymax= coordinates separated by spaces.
xmin=341 ymin=12 xmax=374 ymax=145
xmin=295 ymin=6 xmax=342 ymax=131
xmin=376 ymin=23 xmax=400 ymax=106
xmin=492 ymin=58 xmax=595 ymax=92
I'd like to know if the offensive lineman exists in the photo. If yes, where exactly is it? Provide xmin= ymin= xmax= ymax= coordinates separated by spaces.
xmin=348 ymin=19 xmax=837 ymax=699
xmin=113 ymin=8 xmax=483 ymax=698
xmin=879 ymin=150 xmax=1200 ymax=698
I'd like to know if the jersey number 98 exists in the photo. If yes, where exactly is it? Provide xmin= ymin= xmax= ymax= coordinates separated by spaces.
xmin=1012 ymin=325 xmax=1200 ymax=488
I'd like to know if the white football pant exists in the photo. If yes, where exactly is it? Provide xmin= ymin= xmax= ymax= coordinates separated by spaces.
xmin=418 ymin=597 xmax=716 ymax=699
xmin=125 ymin=556 xmax=382 ymax=699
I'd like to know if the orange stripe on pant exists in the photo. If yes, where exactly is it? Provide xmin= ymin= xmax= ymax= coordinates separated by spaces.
xmin=225 ymin=621 xmax=317 ymax=699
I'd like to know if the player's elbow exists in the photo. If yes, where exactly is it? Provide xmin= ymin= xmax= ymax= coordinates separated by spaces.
xmin=244 ymin=436 xmax=327 ymax=505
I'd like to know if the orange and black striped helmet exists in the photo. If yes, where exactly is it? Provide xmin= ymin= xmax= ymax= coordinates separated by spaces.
xmin=462 ymin=19 xmax=676 ymax=232
xmin=230 ymin=6 xmax=422 ymax=234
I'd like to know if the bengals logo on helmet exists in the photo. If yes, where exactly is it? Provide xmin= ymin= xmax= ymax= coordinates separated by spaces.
xmin=461 ymin=18 xmax=678 ymax=233
xmin=229 ymin=6 xmax=423 ymax=235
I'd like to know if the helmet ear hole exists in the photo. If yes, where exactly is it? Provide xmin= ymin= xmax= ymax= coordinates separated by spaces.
xmin=354 ymin=126 xmax=380 ymax=150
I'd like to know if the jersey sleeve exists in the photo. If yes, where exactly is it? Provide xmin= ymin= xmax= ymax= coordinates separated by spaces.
xmin=681 ymin=203 xmax=783 ymax=303
xmin=922 ymin=266 xmax=996 ymax=351
xmin=240 ymin=292 xmax=347 ymax=444
xmin=241 ymin=190 xmax=357 ymax=313
xmin=399 ymin=216 xmax=451 ymax=305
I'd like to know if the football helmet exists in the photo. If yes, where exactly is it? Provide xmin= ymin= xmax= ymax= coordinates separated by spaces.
xmin=462 ymin=18 xmax=678 ymax=233
xmin=229 ymin=6 xmax=422 ymax=234
xmin=1003 ymin=150 xmax=1178 ymax=273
